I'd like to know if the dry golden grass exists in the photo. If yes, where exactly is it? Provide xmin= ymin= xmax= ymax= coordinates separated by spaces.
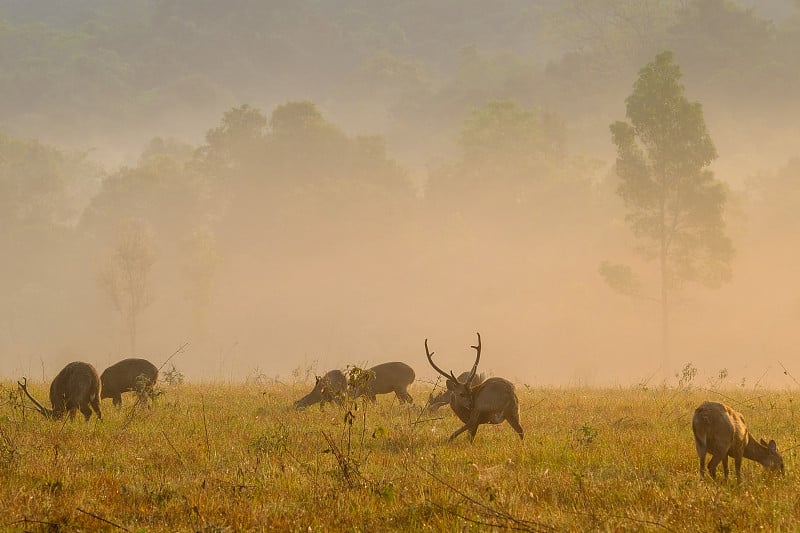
xmin=0 ymin=378 xmax=797 ymax=532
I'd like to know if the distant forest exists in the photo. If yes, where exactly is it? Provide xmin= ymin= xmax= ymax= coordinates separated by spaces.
xmin=1 ymin=0 xmax=798 ymax=169
xmin=1 ymin=0 xmax=799 ymax=384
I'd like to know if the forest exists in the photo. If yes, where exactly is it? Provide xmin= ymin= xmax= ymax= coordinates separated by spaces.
xmin=1 ymin=0 xmax=799 ymax=385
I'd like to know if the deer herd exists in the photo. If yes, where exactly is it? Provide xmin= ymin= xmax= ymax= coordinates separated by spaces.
xmin=16 ymin=333 xmax=785 ymax=482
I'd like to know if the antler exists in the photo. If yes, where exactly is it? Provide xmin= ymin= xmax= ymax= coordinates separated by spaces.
xmin=425 ymin=338 xmax=457 ymax=382
xmin=465 ymin=332 xmax=481 ymax=385
xmin=17 ymin=377 xmax=53 ymax=418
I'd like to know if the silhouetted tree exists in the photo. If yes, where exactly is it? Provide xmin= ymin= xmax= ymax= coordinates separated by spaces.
xmin=603 ymin=51 xmax=734 ymax=373
xmin=98 ymin=220 xmax=157 ymax=355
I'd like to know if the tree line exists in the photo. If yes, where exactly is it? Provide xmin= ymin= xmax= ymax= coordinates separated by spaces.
xmin=1 ymin=36 xmax=798 ymax=381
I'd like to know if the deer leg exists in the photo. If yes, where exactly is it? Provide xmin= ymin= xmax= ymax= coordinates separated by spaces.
xmin=507 ymin=417 xmax=525 ymax=440
xmin=79 ymin=403 xmax=93 ymax=421
xmin=707 ymin=454 xmax=721 ymax=479
xmin=113 ymin=394 xmax=122 ymax=407
xmin=448 ymin=424 xmax=470 ymax=442
xmin=398 ymin=388 xmax=413 ymax=404
xmin=734 ymin=455 xmax=743 ymax=484
xmin=467 ymin=423 xmax=480 ymax=443
xmin=694 ymin=438 xmax=707 ymax=478
xmin=91 ymin=396 xmax=102 ymax=420
xmin=722 ymin=456 xmax=730 ymax=480
xmin=465 ymin=410 xmax=484 ymax=443
xmin=698 ymin=453 xmax=706 ymax=478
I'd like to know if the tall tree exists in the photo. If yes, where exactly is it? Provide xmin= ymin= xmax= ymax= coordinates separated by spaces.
xmin=98 ymin=219 xmax=157 ymax=355
xmin=603 ymin=51 xmax=734 ymax=373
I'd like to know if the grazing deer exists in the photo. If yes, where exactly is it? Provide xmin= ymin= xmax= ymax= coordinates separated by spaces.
xmin=18 ymin=361 xmax=102 ymax=421
xmin=294 ymin=369 xmax=347 ymax=409
xmin=101 ymin=358 xmax=159 ymax=407
xmin=427 ymin=371 xmax=486 ymax=412
xmin=425 ymin=332 xmax=523 ymax=442
xmin=349 ymin=362 xmax=415 ymax=404
xmin=692 ymin=401 xmax=784 ymax=482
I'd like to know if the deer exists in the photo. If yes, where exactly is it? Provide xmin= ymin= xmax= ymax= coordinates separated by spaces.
xmin=692 ymin=401 xmax=784 ymax=482
xmin=18 ymin=361 xmax=102 ymax=421
xmin=425 ymin=332 xmax=523 ymax=442
xmin=349 ymin=361 xmax=415 ymax=404
xmin=294 ymin=369 xmax=348 ymax=409
xmin=100 ymin=358 xmax=159 ymax=407
xmin=427 ymin=371 xmax=486 ymax=412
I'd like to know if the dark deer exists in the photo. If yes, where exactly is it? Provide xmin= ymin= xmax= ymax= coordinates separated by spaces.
xmin=100 ymin=358 xmax=159 ymax=407
xmin=349 ymin=362 xmax=415 ymax=404
xmin=692 ymin=401 xmax=783 ymax=482
xmin=425 ymin=332 xmax=523 ymax=442
xmin=427 ymin=371 xmax=486 ymax=412
xmin=18 ymin=361 xmax=102 ymax=421
xmin=294 ymin=369 xmax=347 ymax=409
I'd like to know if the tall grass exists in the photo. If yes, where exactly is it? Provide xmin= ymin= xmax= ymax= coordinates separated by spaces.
xmin=0 ymin=379 xmax=797 ymax=532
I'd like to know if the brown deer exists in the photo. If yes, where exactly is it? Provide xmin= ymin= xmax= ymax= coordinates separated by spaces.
xmin=692 ymin=401 xmax=783 ymax=482
xmin=294 ymin=369 xmax=347 ymax=409
xmin=18 ymin=361 xmax=102 ymax=421
xmin=100 ymin=358 xmax=159 ymax=407
xmin=425 ymin=332 xmax=523 ymax=442
xmin=427 ymin=371 xmax=486 ymax=412
xmin=349 ymin=362 xmax=415 ymax=404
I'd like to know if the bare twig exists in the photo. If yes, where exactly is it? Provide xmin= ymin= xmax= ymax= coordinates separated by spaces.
xmin=161 ymin=430 xmax=184 ymax=465
xmin=321 ymin=430 xmax=359 ymax=488
xmin=158 ymin=342 xmax=189 ymax=372
xmin=418 ymin=464 xmax=556 ymax=532
xmin=412 ymin=416 xmax=445 ymax=425
xmin=778 ymin=361 xmax=800 ymax=388
xmin=6 ymin=517 xmax=61 ymax=529
xmin=77 ymin=507 xmax=131 ymax=531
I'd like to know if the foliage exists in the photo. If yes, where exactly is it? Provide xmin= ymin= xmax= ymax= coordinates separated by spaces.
xmin=427 ymin=99 xmax=599 ymax=232
xmin=598 ymin=261 xmax=643 ymax=298
xmin=610 ymin=51 xmax=734 ymax=286
xmin=0 ymin=381 xmax=796 ymax=531
xmin=160 ymin=364 xmax=185 ymax=386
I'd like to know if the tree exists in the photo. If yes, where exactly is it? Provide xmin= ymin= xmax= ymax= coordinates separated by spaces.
xmin=604 ymin=51 xmax=734 ymax=373
xmin=426 ymin=99 xmax=601 ymax=231
xmin=98 ymin=220 xmax=157 ymax=355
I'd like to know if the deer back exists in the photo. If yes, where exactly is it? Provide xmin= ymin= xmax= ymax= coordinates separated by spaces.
xmin=100 ymin=358 xmax=158 ymax=397
xmin=692 ymin=401 xmax=745 ymax=452
xmin=365 ymin=362 xmax=415 ymax=393
xmin=50 ymin=362 xmax=101 ymax=418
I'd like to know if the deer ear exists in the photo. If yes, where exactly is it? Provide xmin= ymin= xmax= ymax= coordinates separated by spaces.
xmin=768 ymin=440 xmax=777 ymax=453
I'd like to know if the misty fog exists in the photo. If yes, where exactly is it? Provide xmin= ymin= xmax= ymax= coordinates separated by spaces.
xmin=1 ymin=0 xmax=798 ymax=387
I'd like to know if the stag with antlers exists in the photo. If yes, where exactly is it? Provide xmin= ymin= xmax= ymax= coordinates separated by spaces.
xmin=425 ymin=332 xmax=523 ymax=442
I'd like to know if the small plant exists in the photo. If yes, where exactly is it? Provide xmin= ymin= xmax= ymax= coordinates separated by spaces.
xmin=676 ymin=362 xmax=698 ymax=389
xmin=706 ymin=367 xmax=729 ymax=390
xmin=575 ymin=423 xmax=598 ymax=445
xmin=161 ymin=364 xmax=185 ymax=386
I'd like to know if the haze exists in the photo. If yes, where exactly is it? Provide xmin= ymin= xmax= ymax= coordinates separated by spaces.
xmin=1 ymin=0 xmax=798 ymax=387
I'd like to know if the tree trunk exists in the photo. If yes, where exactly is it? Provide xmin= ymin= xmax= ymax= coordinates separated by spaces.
xmin=659 ymin=196 xmax=670 ymax=379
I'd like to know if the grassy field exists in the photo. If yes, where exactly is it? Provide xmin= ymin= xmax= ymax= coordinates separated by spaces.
xmin=0 ymin=376 xmax=797 ymax=532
